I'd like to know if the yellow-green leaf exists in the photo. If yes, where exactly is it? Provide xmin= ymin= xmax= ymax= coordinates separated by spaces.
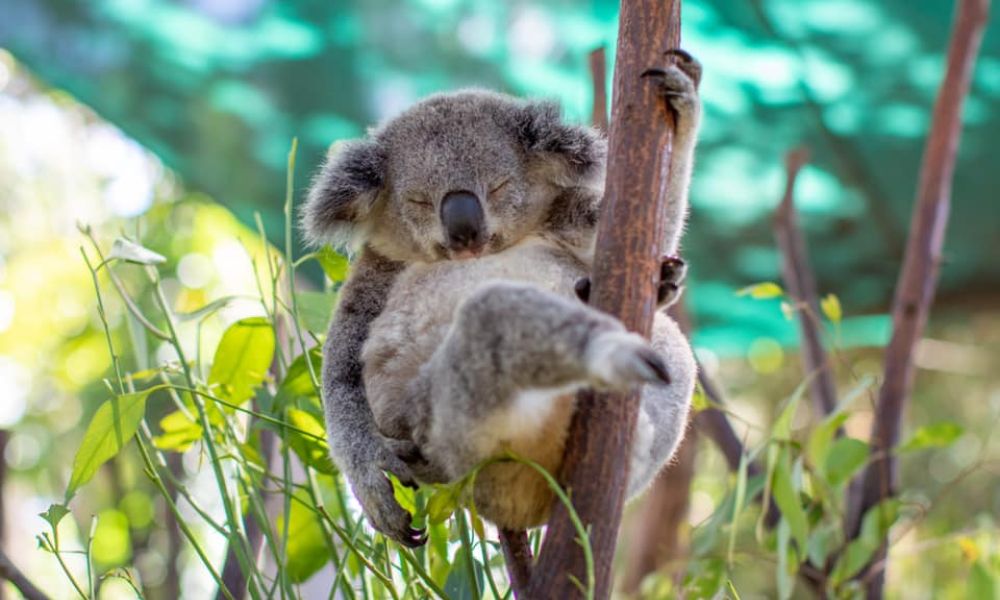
xmin=820 ymin=293 xmax=842 ymax=323
xmin=771 ymin=450 xmax=808 ymax=553
xmin=823 ymin=437 xmax=869 ymax=486
xmin=278 ymin=493 xmax=332 ymax=583
xmin=427 ymin=485 xmax=461 ymax=524
xmin=900 ymin=422 xmax=964 ymax=452
xmin=737 ymin=282 xmax=784 ymax=299
xmin=152 ymin=410 xmax=202 ymax=452
xmin=208 ymin=317 xmax=275 ymax=405
xmin=316 ymin=246 xmax=350 ymax=283
xmin=285 ymin=408 xmax=335 ymax=474
xmin=67 ymin=390 xmax=151 ymax=499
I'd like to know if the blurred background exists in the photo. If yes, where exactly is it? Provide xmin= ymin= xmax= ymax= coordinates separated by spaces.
xmin=0 ymin=0 xmax=998 ymax=598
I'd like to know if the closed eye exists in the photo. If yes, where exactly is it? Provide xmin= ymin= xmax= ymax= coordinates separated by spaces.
xmin=407 ymin=196 xmax=433 ymax=208
xmin=489 ymin=179 xmax=510 ymax=195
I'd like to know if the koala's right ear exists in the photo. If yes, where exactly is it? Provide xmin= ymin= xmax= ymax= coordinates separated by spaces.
xmin=513 ymin=101 xmax=606 ymax=187
xmin=301 ymin=139 xmax=386 ymax=247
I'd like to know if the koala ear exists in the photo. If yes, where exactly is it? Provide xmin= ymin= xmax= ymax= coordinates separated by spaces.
xmin=513 ymin=101 xmax=606 ymax=186
xmin=301 ymin=139 xmax=386 ymax=247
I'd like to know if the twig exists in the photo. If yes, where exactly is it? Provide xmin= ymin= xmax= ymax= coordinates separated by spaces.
xmin=845 ymin=0 xmax=990 ymax=596
xmin=0 ymin=549 xmax=50 ymax=600
xmin=526 ymin=1 xmax=683 ymax=597
xmin=588 ymin=47 xmax=608 ymax=133
xmin=772 ymin=147 xmax=839 ymax=418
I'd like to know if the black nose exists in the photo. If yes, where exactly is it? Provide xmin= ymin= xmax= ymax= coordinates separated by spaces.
xmin=440 ymin=190 xmax=485 ymax=250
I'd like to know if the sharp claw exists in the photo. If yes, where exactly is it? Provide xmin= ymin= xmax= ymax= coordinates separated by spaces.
xmin=663 ymin=48 xmax=694 ymax=62
xmin=643 ymin=352 xmax=672 ymax=385
xmin=574 ymin=277 xmax=591 ymax=303
xmin=640 ymin=67 xmax=667 ymax=80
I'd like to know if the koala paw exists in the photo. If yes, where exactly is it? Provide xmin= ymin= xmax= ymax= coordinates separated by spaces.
xmin=585 ymin=330 xmax=671 ymax=389
xmin=658 ymin=254 xmax=687 ymax=308
xmin=346 ymin=438 xmax=427 ymax=547
xmin=641 ymin=49 xmax=701 ymax=121
xmin=351 ymin=466 xmax=428 ymax=548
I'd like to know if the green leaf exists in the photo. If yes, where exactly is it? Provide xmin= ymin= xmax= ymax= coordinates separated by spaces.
xmin=824 ymin=437 xmax=870 ymax=486
xmin=727 ymin=450 xmax=749 ymax=566
xmin=109 ymin=238 xmax=166 ymax=265
xmin=820 ymin=293 xmax=842 ymax=323
xmin=830 ymin=499 xmax=900 ymax=586
xmin=737 ymin=282 xmax=784 ymax=299
xmin=279 ymin=494 xmax=332 ymax=583
xmin=773 ymin=378 xmax=810 ymax=440
xmin=969 ymin=561 xmax=997 ymax=600
xmin=296 ymin=290 xmax=338 ymax=334
xmin=40 ymin=504 xmax=70 ymax=530
xmin=900 ymin=422 xmax=964 ymax=452
xmin=316 ymin=246 xmax=350 ymax=282
xmin=444 ymin=550 xmax=485 ymax=600
xmin=806 ymin=524 xmax=838 ymax=569
xmin=152 ymin=410 xmax=202 ymax=452
xmin=277 ymin=348 xmax=323 ymax=400
xmin=427 ymin=484 xmax=462 ymax=525
xmin=208 ymin=317 xmax=275 ymax=406
xmin=690 ymin=385 xmax=709 ymax=413
xmin=806 ymin=412 xmax=849 ymax=473
xmin=285 ymin=408 xmax=336 ymax=474
xmin=776 ymin=519 xmax=796 ymax=600
xmin=67 ymin=390 xmax=151 ymax=499
xmin=771 ymin=449 xmax=808 ymax=553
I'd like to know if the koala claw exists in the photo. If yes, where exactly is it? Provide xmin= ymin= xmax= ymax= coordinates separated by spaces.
xmin=663 ymin=48 xmax=702 ymax=88
xmin=586 ymin=330 xmax=671 ymax=389
xmin=641 ymin=50 xmax=700 ymax=118
xmin=658 ymin=254 xmax=687 ymax=308
xmin=353 ymin=466 xmax=427 ymax=547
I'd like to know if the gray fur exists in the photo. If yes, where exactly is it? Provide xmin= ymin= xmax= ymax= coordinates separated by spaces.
xmin=302 ymin=55 xmax=701 ymax=544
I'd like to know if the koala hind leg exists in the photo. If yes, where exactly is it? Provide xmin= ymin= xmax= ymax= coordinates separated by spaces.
xmin=410 ymin=281 xmax=670 ymax=478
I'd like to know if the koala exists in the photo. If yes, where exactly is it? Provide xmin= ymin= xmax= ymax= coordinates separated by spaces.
xmin=302 ymin=51 xmax=702 ymax=546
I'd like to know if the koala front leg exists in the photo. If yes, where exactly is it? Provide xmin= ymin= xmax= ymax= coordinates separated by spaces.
xmin=322 ymin=248 xmax=427 ymax=547
xmin=642 ymin=49 xmax=702 ymax=256
xmin=412 ymin=282 xmax=670 ymax=477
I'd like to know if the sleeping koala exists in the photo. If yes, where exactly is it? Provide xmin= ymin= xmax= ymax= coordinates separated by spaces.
xmin=302 ymin=51 xmax=701 ymax=546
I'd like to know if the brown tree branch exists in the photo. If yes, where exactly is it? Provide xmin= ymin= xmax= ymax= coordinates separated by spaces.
xmin=773 ymin=147 xmax=839 ymax=418
xmin=845 ymin=0 xmax=990 ymax=596
xmin=499 ymin=528 xmax=533 ymax=597
xmin=526 ymin=2 xmax=683 ymax=597
xmin=589 ymin=47 xmax=609 ymax=134
xmin=621 ymin=428 xmax=697 ymax=594
xmin=0 ymin=549 xmax=49 ymax=600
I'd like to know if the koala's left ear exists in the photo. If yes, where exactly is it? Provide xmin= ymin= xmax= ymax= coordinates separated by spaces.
xmin=301 ymin=139 xmax=387 ymax=247
xmin=513 ymin=101 xmax=606 ymax=186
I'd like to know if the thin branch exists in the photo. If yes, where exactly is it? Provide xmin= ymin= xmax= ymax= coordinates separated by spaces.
xmin=845 ymin=0 xmax=990 ymax=596
xmin=772 ymin=147 xmax=839 ymax=418
xmin=588 ymin=47 xmax=609 ymax=134
xmin=0 ymin=550 xmax=49 ymax=600
xmin=499 ymin=529 xmax=532 ymax=598
xmin=527 ymin=2 xmax=683 ymax=597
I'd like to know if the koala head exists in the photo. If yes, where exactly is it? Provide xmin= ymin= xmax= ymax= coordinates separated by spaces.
xmin=302 ymin=90 xmax=605 ymax=262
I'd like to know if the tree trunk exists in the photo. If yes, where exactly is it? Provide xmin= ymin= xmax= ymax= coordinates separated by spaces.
xmin=526 ymin=2 xmax=683 ymax=597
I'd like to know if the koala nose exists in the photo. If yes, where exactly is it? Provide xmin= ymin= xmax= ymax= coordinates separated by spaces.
xmin=440 ymin=190 xmax=485 ymax=251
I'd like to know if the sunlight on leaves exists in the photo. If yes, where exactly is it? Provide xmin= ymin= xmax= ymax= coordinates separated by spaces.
xmin=109 ymin=238 xmax=166 ymax=265
xmin=820 ymin=293 xmax=842 ymax=323
xmin=736 ymin=282 xmax=784 ymax=299
xmin=67 ymin=390 xmax=151 ymax=499
xmin=208 ymin=317 xmax=275 ymax=405
xmin=899 ymin=422 xmax=964 ymax=452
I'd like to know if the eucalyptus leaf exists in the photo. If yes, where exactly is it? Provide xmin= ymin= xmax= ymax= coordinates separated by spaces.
xmin=278 ymin=493 xmax=332 ymax=583
xmin=900 ymin=422 xmax=964 ymax=452
xmin=824 ymin=437 xmax=870 ymax=486
xmin=208 ymin=317 xmax=275 ymax=405
xmin=67 ymin=389 xmax=151 ymax=499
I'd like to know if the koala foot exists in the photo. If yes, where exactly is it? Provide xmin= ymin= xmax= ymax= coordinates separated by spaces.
xmin=641 ymin=49 xmax=701 ymax=121
xmin=574 ymin=254 xmax=686 ymax=308
xmin=349 ymin=440 xmax=427 ymax=547
xmin=585 ymin=330 xmax=671 ymax=389
xmin=658 ymin=254 xmax=687 ymax=308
